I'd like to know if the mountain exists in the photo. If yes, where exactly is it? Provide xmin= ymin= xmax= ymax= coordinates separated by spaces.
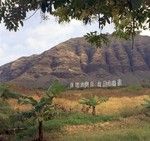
xmin=0 ymin=36 xmax=150 ymax=88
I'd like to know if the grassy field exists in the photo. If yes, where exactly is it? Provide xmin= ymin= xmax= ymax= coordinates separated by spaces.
xmin=60 ymin=126 xmax=150 ymax=141
xmin=54 ymin=87 xmax=150 ymax=116
xmin=53 ymin=87 xmax=150 ymax=141
xmin=4 ymin=86 xmax=150 ymax=141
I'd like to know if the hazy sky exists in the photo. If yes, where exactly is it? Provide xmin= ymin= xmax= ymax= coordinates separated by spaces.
xmin=0 ymin=11 xmax=149 ymax=66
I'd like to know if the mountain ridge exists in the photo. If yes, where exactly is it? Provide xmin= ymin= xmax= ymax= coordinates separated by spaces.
xmin=0 ymin=35 xmax=150 ymax=88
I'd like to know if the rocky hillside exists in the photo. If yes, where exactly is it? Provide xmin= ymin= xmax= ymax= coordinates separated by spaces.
xmin=0 ymin=36 xmax=150 ymax=88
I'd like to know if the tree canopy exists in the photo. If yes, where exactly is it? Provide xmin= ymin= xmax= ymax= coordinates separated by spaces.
xmin=0 ymin=0 xmax=150 ymax=46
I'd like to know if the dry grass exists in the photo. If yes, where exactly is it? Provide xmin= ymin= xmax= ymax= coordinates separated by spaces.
xmin=6 ymin=84 xmax=44 ymax=111
xmin=8 ymin=99 xmax=32 ymax=111
xmin=60 ymin=87 xmax=150 ymax=99
xmin=7 ymin=86 xmax=150 ymax=115
xmin=54 ymin=96 xmax=148 ymax=115
xmin=54 ymin=88 xmax=150 ymax=115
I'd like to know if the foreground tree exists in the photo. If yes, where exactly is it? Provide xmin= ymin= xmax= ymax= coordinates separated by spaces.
xmin=0 ymin=84 xmax=25 ymax=139
xmin=80 ymin=96 xmax=108 ymax=116
xmin=17 ymin=81 xmax=65 ymax=141
xmin=0 ymin=0 xmax=149 ymax=47
xmin=0 ymin=99 xmax=14 ymax=135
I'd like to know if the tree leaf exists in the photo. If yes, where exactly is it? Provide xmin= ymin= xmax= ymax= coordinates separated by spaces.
xmin=130 ymin=0 xmax=143 ymax=10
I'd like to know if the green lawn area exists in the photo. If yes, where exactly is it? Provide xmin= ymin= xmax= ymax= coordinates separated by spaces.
xmin=44 ymin=112 xmax=117 ymax=131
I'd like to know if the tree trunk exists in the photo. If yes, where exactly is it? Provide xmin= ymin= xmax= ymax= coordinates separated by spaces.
xmin=38 ymin=120 xmax=43 ymax=141
xmin=92 ymin=106 xmax=96 ymax=116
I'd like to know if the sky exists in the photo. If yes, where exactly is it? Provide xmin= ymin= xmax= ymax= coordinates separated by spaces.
xmin=0 ymin=11 xmax=150 ymax=66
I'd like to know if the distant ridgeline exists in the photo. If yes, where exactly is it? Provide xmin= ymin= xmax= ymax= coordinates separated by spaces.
xmin=69 ymin=79 xmax=123 ymax=89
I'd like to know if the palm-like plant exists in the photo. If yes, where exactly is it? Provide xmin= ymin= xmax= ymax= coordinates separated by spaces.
xmin=80 ymin=96 xmax=108 ymax=116
xmin=46 ymin=81 xmax=66 ymax=98
xmin=17 ymin=81 xmax=65 ymax=141
xmin=143 ymin=97 xmax=150 ymax=116
xmin=144 ymin=99 xmax=150 ymax=109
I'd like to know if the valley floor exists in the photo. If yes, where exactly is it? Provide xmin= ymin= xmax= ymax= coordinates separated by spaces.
xmin=4 ymin=86 xmax=150 ymax=141
xmin=44 ymin=87 xmax=150 ymax=141
xmin=46 ymin=114 xmax=150 ymax=141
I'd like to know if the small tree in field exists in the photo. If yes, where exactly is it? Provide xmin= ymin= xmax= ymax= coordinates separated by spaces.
xmin=80 ymin=96 xmax=108 ymax=116
xmin=143 ymin=97 xmax=150 ymax=116
xmin=17 ymin=81 xmax=65 ymax=141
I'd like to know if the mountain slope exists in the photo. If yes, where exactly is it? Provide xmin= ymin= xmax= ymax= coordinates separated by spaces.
xmin=0 ymin=36 xmax=150 ymax=88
